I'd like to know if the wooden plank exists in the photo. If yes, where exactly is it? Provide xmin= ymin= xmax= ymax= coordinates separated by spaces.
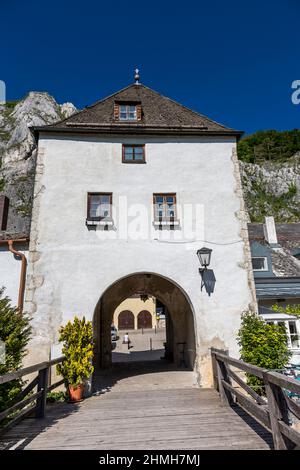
xmin=227 ymin=368 xmax=267 ymax=405
xmin=0 ymin=357 xmax=64 ymax=385
xmin=15 ymin=377 xmax=39 ymax=402
xmin=263 ymin=372 xmax=293 ymax=450
xmin=0 ymin=391 xmax=42 ymax=422
xmin=211 ymin=351 xmax=219 ymax=391
xmin=216 ymin=357 xmax=233 ymax=406
xmin=0 ymin=405 xmax=35 ymax=435
xmin=36 ymin=367 xmax=49 ymax=418
xmin=0 ymin=363 xmax=47 ymax=384
xmin=213 ymin=352 xmax=267 ymax=379
xmin=0 ymin=376 xmax=39 ymax=418
xmin=0 ymin=363 xmax=275 ymax=451
xmin=222 ymin=380 xmax=271 ymax=428
xmin=47 ymin=379 xmax=64 ymax=392
xmin=266 ymin=371 xmax=300 ymax=395
xmin=278 ymin=421 xmax=300 ymax=448
xmin=49 ymin=356 xmax=65 ymax=366
xmin=284 ymin=394 xmax=300 ymax=420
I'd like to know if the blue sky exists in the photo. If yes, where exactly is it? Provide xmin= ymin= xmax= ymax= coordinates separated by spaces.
xmin=1 ymin=0 xmax=299 ymax=134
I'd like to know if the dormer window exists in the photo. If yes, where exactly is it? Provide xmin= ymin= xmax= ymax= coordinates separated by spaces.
xmin=252 ymin=257 xmax=268 ymax=271
xmin=120 ymin=104 xmax=137 ymax=121
xmin=114 ymin=102 xmax=142 ymax=121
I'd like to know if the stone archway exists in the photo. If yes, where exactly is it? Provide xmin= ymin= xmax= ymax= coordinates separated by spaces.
xmin=118 ymin=310 xmax=134 ymax=330
xmin=93 ymin=272 xmax=196 ymax=372
xmin=137 ymin=310 xmax=152 ymax=329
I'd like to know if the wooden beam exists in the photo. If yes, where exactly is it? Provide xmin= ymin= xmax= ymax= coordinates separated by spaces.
xmin=263 ymin=372 xmax=294 ymax=450
xmin=222 ymin=380 xmax=271 ymax=429
xmin=227 ymin=368 xmax=267 ymax=406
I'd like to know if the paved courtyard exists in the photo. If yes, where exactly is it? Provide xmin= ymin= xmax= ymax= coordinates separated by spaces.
xmin=112 ymin=328 xmax=166 ymax=363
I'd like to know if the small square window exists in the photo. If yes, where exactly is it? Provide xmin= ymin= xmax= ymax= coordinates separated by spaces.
xmin=252 ymin=257 xmax=268 ymax=271
xmin=119 ymin=104 xmax=137 ymax=121
xmin=87 ymin=193 xmax=112 ymax=220
xmin=122 ymin=145 xmax=145 ymax=163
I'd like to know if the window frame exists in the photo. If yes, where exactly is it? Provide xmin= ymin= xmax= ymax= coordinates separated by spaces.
xmin=251 ymin=256 xmax=268 ymax=272
xmin=153 ymin=193 xmax=177 ymax=222
xmin=122 ymin=144 xmax=146 ymax=164
xmin=87 ymin=192 xmax=113 ymax=221
xmin=119 ymin=103 xmax=137 ymax=121
xmin=267 ymin=319 xmax=300 ymax=350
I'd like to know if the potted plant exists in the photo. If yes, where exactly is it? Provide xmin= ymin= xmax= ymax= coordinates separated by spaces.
xmin=57 ymin=316 xmax=94 ymax=402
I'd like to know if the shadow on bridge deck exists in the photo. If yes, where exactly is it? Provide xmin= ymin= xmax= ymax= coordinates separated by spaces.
xmin=0 ymin=361 xmax=273 ymax=450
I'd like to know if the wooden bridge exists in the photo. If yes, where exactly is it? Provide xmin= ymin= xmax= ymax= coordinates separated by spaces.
xmin=0 ymin=349 xmax=300 ymax=450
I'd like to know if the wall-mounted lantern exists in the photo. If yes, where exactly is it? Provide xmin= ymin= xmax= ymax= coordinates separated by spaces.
xmin=197 ymin=247 xmax=212 ymax=291
xmin=140 ymin=293 xmax=149 ymax=302
xmin=197 ymin=247 xmax=212 ymax=269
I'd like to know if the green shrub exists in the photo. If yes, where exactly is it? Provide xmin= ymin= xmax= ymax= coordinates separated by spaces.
xmin=244 ymin=181 xmax=299 ymax=223
xmin=57 ymin=316 xmax=94 ymax=389
xmin=0 ymin=288 xmax=31 ymax=412
xmin=237 ymin=311 xmax=291 ymax=394
xmin=271 ymin=304 xmax=300 ymax=317
xmin=47 ymin=391 xmax=66 ymax=403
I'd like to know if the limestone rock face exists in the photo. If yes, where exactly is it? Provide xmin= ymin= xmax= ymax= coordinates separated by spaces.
xmin=0 ymin=92 xmax=77 ymax=237
xmin=240 ymin=154 xmax=300 ymax=222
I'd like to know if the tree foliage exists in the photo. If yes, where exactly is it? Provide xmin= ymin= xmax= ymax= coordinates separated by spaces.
xmin=0 ymin=288 xmax=31 ymax=412
xmin=244 ymin=181 xmax=299 ymax=223
xmin=237 ymin=311 xmax=291 ymax=394
xmin=57 ymin=316 xmax=94 ymax=388
xmin=271 ymin=303 xmax=300 ymax=317
xmin=237 ymin=129 xmax=300 ymax=163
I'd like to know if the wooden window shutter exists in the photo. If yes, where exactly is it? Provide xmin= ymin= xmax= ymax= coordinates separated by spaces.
xmin=136 ymin=104 xmax=142 ymax=121
xmin=0 ymin=195 xmax=9 ymax=231
xmin=114 ymin=103 xmax=120 ymax=120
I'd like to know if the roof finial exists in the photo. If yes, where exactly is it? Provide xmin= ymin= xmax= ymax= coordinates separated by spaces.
xmin=134 ymin=68 xmax=140 ymax=85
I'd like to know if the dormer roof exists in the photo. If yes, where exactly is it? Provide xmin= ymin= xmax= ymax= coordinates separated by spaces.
xmin=33 ymin=83 xmax=243 ymax=138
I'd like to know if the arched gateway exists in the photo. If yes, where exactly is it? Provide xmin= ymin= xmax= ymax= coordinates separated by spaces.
xmin=93 ymin=272 xmax=196 ymax=372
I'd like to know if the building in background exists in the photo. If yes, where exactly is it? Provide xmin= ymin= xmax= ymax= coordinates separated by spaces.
xmin=248 ymin=217 xmax=300 ymax=364
xmin=113 ymin=295 xmax=156 ymax=330
xmin=1 ymin=76 xmax=257 ymax=386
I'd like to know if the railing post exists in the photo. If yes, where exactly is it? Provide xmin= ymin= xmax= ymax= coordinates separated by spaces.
xmin=211 ymin=349 xmax=219 ymax=391
xmin=216 ymin=350 xmax=233 ymax=406
xmin=36 ymin=365 xmax=49 ymax=418
xmin=263 ymin=371 xmax=294 ymax=450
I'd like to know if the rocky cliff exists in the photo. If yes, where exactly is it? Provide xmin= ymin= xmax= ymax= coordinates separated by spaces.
xmin=240 ymin=155 xmax=300 ymax=222
xmin=0 ymin=92 xmax=299 ymax=235
xmin=0 ymin=92 xmax=76 ymax=237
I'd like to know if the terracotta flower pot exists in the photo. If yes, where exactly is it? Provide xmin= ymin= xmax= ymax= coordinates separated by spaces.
xmin=68 ymin=383 xmax=84 ymax=402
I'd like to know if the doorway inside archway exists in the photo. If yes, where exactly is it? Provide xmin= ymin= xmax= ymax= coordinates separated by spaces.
xmin=111 ymin=294 xmax=167 ymax=363
xmin=93 ymin=272 xmax=196 ymax=372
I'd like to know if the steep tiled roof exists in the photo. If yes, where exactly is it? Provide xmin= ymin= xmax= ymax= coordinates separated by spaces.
xmin=34 ymin=83 xmax=242 ymax=136
xmin=248 ymin=223 xmax=300 ymax=277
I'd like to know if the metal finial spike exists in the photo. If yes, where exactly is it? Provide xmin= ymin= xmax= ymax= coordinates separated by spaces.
xmin=134 ymin=68 xmax=140 ymax=84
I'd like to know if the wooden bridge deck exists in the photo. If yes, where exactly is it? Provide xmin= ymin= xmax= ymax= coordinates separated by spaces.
xmin=0 ymin=362 xmax=273 ymax=450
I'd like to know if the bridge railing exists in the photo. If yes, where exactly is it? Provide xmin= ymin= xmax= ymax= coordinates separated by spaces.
xmin=211 ymin=347 xmax=300 ymax=450
xmin=0 ymin=356 xmax=65 ymax=434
